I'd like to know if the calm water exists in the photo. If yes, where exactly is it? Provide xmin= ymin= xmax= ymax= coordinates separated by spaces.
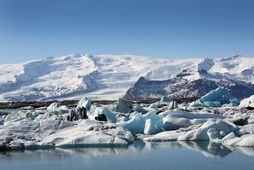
xmin=1 ymin=141 xmax=254 ymax=170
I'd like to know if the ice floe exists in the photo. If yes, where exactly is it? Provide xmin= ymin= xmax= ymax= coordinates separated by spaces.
xmin=0 ymin=117 xmax=134 ymax=150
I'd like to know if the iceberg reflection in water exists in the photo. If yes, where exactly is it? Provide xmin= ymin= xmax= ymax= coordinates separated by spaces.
xmin=0 ymin=141 xmax=254 ymax=170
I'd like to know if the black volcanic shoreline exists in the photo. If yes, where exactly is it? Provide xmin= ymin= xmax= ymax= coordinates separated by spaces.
xmin=0 ymin=97 xmax=199 ymax=110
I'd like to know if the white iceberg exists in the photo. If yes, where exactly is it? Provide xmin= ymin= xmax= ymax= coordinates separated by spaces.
xmin=42 ymin=120 xmax=134 ymax=147
xmin=47 ymin=102 xmax=69 ymax=114
xmin=178 ymin=120 xmax=237 ymax=141
xmin=144 ymin=130 xmax=184 ymax=142
xmin=239 ymin=95 xmax=254 ymax=109
xmin=223 ymin=133 xmax=254 ymax=147
xmin=0 ymin=118 xmax=134 ymax=150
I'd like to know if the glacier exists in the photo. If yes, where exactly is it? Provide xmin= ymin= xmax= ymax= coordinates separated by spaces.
xmin=1 ymin=54 xmax=254 ymax=101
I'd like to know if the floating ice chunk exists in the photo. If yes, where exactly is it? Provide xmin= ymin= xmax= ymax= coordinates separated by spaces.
xmin=58 ymin=105 xmax=69 ymax=112
xmin=77 ymin=97 xmax=91 ymax=111
xmin=237 ymin=124 xmax=254 ymax=135
xmin=143 ymin=112 xmax=164 ymax=135
xmin=163 ymin=116 xmax=191 ymax=130
xmin=178 ymin=120 xmax=237 ymax=141
xmin=190 ymin=119 xmax=207 ymax=125
xmin=159 ymin=109 xmax=223 ymax=120
xmin=0 ymin=118 xmax=75 ymax=150
xmin=144 ymin=130 xmax=184 ymax=142
xmin=132 ymin=104 xmax=148 ymax=114
xmin=160 ymin=96 xmax=172 ymax=102
xmin=160 ymin=109 xmax=219 ymax=131
xmin=47 ymin=102 xmax=69 ymax=114
xmin=43 ymin=120 xmax=134 ymax=147
xmin=192 ymin=87 xmax=240 ymax=107
xmin=116 ymin=113 xmax=129 ymax=122
xmin=231 ymin=135 xmax=254 ymax=147
xmin=203 ymin=101 xmax=221 ymax=107
xmin=4 ymin=110 xmax=42 ymax=124
xmin=168 ymin=100 xmax=178 ymax=109
xmin=189 ymin=101 xmax=202 ymax=107
xmin=117 ymin=113 xmax=145 ymax=134
xmin=149 ymin=102 xmax=167 ymax=109
xmin=0 ymin=117 xmax=133 ymax=150
xmin=116 ymin=98 xmax=132 ymax=113
xmin=200 ymin=87 xmax=239 ymax=105
xmin=248 ymin=113 xmax=254 ymax=124
xmin=128 ymin=111 xmax=139 ymax=119
xmin=240 ymin=95 xmax=254 ymax=109
xmin=47 ymin=102 xmax=61 ymax=112
xmin=118 ymin=111 xmax=164 ymax=135
xmin=149 ymin=102 xmax=160 ymax=108
xmin=94 ymin=107 xmax=117 ymax=123
xmin=222 ymin=132 xmax=236 ymax=142
xmin=223 ymin=134 xmax=254 ymax=147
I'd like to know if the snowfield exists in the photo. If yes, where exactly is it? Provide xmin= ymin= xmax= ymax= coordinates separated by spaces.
xmin=0 ymin=54 xmax=254 ymax=101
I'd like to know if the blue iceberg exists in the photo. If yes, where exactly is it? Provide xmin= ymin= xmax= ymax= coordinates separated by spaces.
xmin=193 ymin=87 xmax=240 ymax=107
xmin=77 ymin=97 xmax=91 ymax=111
xmin=94 ymin=107 xmax=117 ymax=123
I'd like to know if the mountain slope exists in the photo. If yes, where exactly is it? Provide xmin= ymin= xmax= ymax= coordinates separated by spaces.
xmin=0 ymin=54 xmax=254 ymax=101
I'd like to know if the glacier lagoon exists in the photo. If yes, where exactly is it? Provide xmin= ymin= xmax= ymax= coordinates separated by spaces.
xmin=1 ymin=141 xmax=254 ymax=170
xmin=1 ymin=91 xmax=254 ymax=169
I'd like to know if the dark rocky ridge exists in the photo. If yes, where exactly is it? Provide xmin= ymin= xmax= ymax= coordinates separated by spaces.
xmin=123 ymin=76 xmax=254 ymax=100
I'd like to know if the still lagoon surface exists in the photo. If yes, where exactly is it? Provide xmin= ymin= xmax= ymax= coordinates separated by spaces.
xmin=1 ymin=141 xmax=254 ymax=170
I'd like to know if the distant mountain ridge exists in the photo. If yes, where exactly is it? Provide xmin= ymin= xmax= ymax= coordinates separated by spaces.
xmin=123 ymin=75 xmax=254 ymax=100
xmin=0 ymin=54 xmax=253 ymax=101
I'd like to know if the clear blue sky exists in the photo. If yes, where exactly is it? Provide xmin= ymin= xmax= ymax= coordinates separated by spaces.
xmin=0 ymin=0 xmax=254 ymax=63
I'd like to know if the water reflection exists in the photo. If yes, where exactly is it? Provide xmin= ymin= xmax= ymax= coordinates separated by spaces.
xmin=0 ymin=141 xmax=254 ymax=159
xmin=177 ymin=141 xmax=232 ymax=158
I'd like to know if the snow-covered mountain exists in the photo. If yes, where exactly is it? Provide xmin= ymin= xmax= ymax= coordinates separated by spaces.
xmin=0 ymin=54 xmax=254 ymax=101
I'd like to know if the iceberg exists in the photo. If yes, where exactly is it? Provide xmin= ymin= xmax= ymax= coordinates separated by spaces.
xmin=116 ymin=98 xmax=132 ymax=113
xmin=117 ymin=113 xmax=145 ymax=134
xmin=178 ymin=120 xmax=238 ymax=141
xmin=192 ymin=87 xmax=240 ymax=107
xmin=223 ymin=133 xmax=254 ymax=147
xmin=143 ymin=112 xmax=164 ymax=135
xmin=149 ymin=102 xmax=167 ymax=109
xmin=0 ymin=118 xmax=134 ymax=150
xmin=163 ymin=116 xmax=191 ymax=130
xmin=239 ymin=95 xmax=254 ymax=109
xmin=47 ymin=102 xmax=69 ymax=114
xmin=77 ymin=97 xmax=91 ymax=111
xmin=160 ymin=96 xmax=172 ymax=102
xmin=117 ymin=111 xmax=165 ymax=135
xmin=168 ymin=100 xmax=178 ymax=109
xmin=42 ymin=120 xmax=134 ymax=147
xmin=94 ymin=107 xmax=117 ymax=123
xmin=144 ymin=130 xmax=184 ymax=142
xmin=132 ymin=104 xmax=148 ymax=114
